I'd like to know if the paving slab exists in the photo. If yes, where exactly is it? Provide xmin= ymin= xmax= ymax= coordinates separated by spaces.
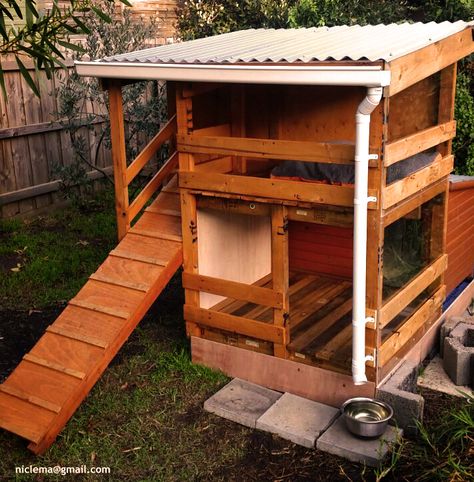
xmin=417 ymin=356 xmax=473 ymax=398
xmin=255 ymin=392 xmax=339 ymax=448
xmin=317 ymin=416 xmax=402 ymax=467
xmin=204 ymin=378 xmax=282 ymax=428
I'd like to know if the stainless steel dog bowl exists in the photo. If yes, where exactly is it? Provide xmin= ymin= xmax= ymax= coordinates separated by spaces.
xmin=341 ymin=398 xmax=393 ymax=438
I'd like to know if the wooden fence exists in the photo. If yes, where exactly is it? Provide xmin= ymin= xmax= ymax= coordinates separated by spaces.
xmin=0 ymin=0 xmax=178 ymax=218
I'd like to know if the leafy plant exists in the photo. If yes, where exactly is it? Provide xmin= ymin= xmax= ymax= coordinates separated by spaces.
xmin=454 ymin=70 xmax=474 ymax=175
xmin=0 ymin=0 xmax=132 ymax=97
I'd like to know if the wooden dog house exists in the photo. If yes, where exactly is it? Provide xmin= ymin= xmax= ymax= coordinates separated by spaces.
xmin=0 ymin=22 xmax=473 ymax=454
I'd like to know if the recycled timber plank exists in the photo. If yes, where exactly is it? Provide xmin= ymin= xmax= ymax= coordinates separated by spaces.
xmin=379 ymin=255 xmax=448 ymax=328
xmin=191 ymin=337 xmax=375 ymax=408
xmin=384 ymin=121 xmax=456 ymax=166
xmin=383 ymin=155 xmax=453 ymax=209
xmin=177 ymin=133 xmax=356 ymax=164
xmin=180 ymin=171 xmax=369 ymax=208
xmin=184 ymin=305 xmax=285 ymax=344
xmin=387 ymin=27 xmax=474 ymax=96
xmin=379 ymin=286 xmax=446 ymax=367
xmin=0 ymin=181 xmax=183 ymax=454
xmin=182 ymin=273 xmax=282 ymax=308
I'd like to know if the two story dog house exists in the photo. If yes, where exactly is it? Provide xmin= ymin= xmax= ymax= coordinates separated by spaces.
xmin=77 ymin=21 xmax=474 ymax=402
xmin=2 ymin=21 xmax=474 ymax=456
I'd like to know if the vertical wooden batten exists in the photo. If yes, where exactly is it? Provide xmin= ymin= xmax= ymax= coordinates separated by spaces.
xmin=177 ymin=83 xmax=201 ymax=337
xmin=271 ymin=205 xmax=290 ymax=358
xmin=107 ymin=81 xmax=130 ymax=240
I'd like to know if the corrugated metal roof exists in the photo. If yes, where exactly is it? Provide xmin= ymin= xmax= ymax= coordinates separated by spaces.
xmin=100 ymin=21 xmax=472 ymax=65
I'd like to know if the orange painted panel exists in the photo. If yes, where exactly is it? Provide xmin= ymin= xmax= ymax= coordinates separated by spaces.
xmin=289 ymin=221 xmax=353 ymax=278
xmin=446 ymin=185 xmax=474 ymax=293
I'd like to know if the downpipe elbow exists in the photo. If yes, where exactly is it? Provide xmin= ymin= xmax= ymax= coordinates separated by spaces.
xmin=357 ymin=87 xmax=383 ymax=116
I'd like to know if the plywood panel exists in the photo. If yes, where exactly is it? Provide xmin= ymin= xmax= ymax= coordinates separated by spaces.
xmin=388 ymin=74 xmax=440 ymax=141
xmin=277 ymin=85 xmax=365 ymax=143
xmin=191 ymin=337 xmax=375 ymax=408
xmin=197 ymin=209 xmax=271 ymax=308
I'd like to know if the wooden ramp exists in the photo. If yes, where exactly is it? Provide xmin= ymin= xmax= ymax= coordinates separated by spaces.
xmin=0 ymin=182 xmax=182 ymax=454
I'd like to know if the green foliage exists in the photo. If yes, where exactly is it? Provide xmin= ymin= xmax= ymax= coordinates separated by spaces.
xmin=176 ymin=0 xmax=293 ymax=40
xmin=454 ymin=70 xmax=474 ymax=175
xmin=54 ymin=1 xmax=167 ymax=205
xmin=288 ymin=0 xmax=408 ymax=27
xmin=0 ymin=0 xmax=131 ymax=97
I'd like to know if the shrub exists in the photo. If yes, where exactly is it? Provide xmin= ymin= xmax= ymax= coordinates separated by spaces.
xmin=54 ymin=1 xmax=167 ymax=206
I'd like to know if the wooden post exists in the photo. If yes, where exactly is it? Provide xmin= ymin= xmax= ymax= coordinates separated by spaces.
xmin=271 ymin=205 xmax=289 ymax=358
xmin=433 ymin=62 xmax=456 ymax=290
xmin=177 ymin=82 xmax=201 ymax=337
xmin=366 ymin=97 xmax=387 ymax=383
xmin=180 ymin=190 xmax=202 ymax=337
xmin=438 ymin=63 xmax=457 ymax=158
xmin=107 ymin=81 xmax=129 ymax=241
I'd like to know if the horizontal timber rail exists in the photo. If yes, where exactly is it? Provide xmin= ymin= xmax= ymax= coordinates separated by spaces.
xmin=183 ymin=305 xmax=286 ymax=344
xmin=379 ymin=286 xmax=446 ymax=367
xmin=379 ymin=254 xmax=448 ymax=328
xmin=382 ymin=155 xmax=453 ymax=210
xmin=182 ymin=272 xmax=283 ymax=308
xmin=384 ymin=121 xmax=456 ymax=167
xmin=179 ymin=171 xmax=377 ymax=209
xmin=108 ymin=81 xmax=178 ymax=240
xmin=177 ymin=134 xmax=358 ymax=164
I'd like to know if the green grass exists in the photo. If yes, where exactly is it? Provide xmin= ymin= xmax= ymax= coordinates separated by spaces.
xmin=0 ymin=191 xmax=117 ymax=309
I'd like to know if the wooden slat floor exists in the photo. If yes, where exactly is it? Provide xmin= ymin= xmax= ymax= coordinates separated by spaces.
xmin=220 ymin=272 xmax=353 ymax=373
xmin=0 ymin=178 xmax=182 ymax=454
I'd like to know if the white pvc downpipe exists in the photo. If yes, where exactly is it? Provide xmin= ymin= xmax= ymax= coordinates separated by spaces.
xmin=352 ymin=86 xmax=383 ymax=385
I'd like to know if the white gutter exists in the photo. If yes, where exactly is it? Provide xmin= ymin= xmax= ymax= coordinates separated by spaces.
xmin=75 ymin=61 xmax=391 ymax=87
xmin=352 ymin=87 xmax=383 ymax=385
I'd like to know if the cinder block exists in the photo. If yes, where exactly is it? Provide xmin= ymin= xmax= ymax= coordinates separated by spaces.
xmin=440 ymin=316 xmax=474 ymax=357
xmin=443 ymin=323 xmax=474 ymax=386
xmin=377 ymin=361 xmax=424 ymax=436
xmin=316 ymin=416 xmax=403 ymax=468
xmin=440 ymin=317 xmax=465 ymax=357
xmin=256 ymin=392 xmax=339 ymax=448
xmin=204 ymin=378 xmax=282 ymax=428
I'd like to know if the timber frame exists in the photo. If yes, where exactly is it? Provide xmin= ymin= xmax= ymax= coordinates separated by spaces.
xmin=98 ymin=24 xmax=473 ymax=399
xmin=165 ymin=68 xmax=454 ymax=386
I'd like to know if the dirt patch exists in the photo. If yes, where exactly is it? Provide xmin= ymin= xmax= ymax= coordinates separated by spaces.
xmin=0 ymin=306 xmax=63 ymax=382
xmin=0 ymin=253 xmax=23 ymax=275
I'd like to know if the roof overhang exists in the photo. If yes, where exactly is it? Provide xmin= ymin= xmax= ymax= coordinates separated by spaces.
xmin=75 ymin=61 xmax=391 ymax=87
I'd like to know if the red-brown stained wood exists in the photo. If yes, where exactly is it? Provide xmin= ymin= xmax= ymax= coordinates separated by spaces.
xmin=446 ymin=183 xmax=474 ymax=293
xmin=289 ymin=222 xmax=353 ymax=278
